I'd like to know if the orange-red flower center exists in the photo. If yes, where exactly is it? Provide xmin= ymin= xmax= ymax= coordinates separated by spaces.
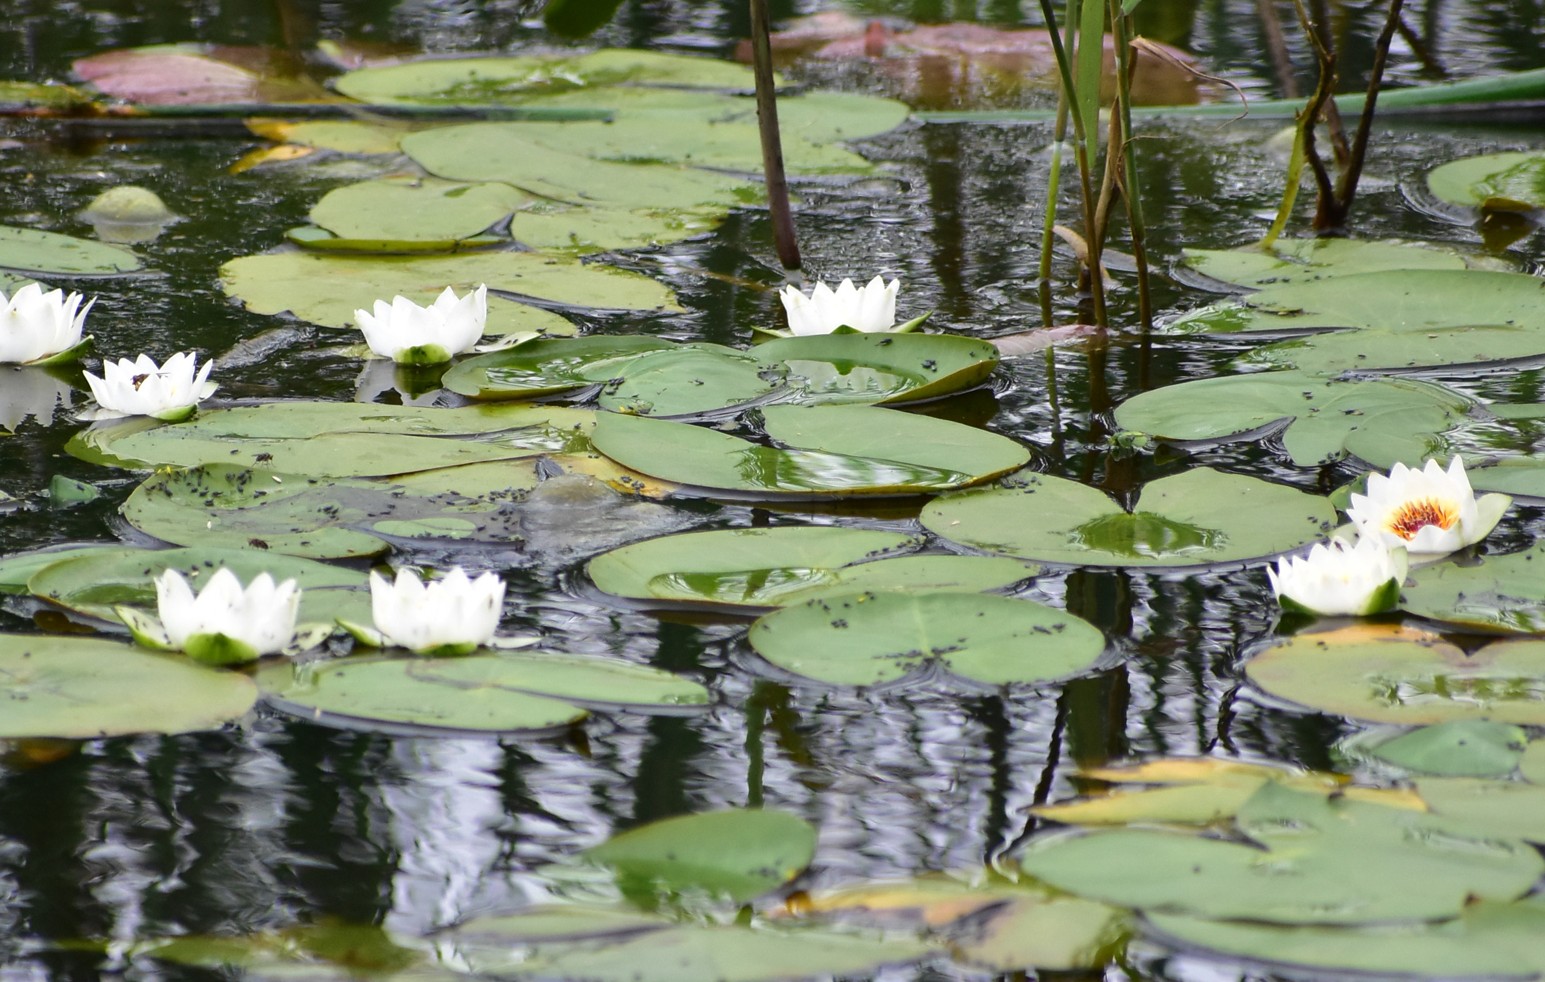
xmin=1384 ymin=497 xmax=1458 ymax=540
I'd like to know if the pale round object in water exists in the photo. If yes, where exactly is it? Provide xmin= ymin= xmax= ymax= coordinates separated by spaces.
xmin=79 ymin=186 xmax=177 ymax=242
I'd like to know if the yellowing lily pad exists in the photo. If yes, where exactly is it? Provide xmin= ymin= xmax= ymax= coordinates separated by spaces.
xmin=748 ymin=591 xmax=1104 ymax=687
xmin=0 ymin=634 xmax=258 ymax=738
xmin=923 ymin=467 xmax=1334 ymax=568
xmin=1246 ymin=624 xmax=1545 ymax=725
xmin=592 ymin=405 xmax=1030 ymax=497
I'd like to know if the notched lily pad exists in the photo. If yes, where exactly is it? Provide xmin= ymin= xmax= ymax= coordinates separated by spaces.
xmin=748 ymin=591 xmax=1104 ymax=687
xmin=923 ymin=467 xmax=1334 ymax=568
xmin=757 ymin=332 xmax=999 ymax=406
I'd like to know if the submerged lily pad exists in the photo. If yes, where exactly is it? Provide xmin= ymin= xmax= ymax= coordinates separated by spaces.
xmin=0 ymin=634 xmax=257 ymax=738
xmin=0 ymin=225 xmax=140 ymax=276
xmin=748 ymin=591 xmax=1103 ymax=687
xmin=922 ymin=468 xmax=1333 ymax=568
xmin=592 ymin=405 xmax=1030 ymax=497
xmin=221 ymin=249 xmax=681 ymax=329
xmin=1246 ymin=624 xmax=1545 ymax=725
xmin=1427 ymin=151 xmax=1545 ymax=213
xmin=588 ymin=526 xmax=1037 ymax=609
xmin=1112 ymin=371 xmax=1470 ymax=467
xmin=1019 ymin=782 xmax=1542 ymax=925
xmin=258 ymin=650 xmax=704 ymax=735
xmin=584 ymin=809 xmax=815 ymax=904
xmin=1182 ymin=238 xmax=1471 ymax=290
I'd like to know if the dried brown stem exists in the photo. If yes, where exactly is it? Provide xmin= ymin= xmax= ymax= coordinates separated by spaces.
xmin=749 ymin=0 xmax=800 ymax=270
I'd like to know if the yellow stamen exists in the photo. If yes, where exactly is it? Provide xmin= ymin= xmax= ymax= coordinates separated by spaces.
xmin=1385 ymin=497 xmax=1457 ymax=540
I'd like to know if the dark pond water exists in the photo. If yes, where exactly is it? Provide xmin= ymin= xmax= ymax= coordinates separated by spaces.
xmin=1 ymin=1 xmax=1544 ymax=979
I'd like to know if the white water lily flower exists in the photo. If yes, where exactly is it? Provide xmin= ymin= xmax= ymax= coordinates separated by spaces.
xmin=779 ymin=275 xmax=899 ymax=335
xmin=1346 ymin=456 xmax=1511 ymax=558
xmin=151 ymin=567 xmax=301 ymax=665
xmin=0 ymin=282 xmax=94 ymax=364
xmin=354 ymin=284 xmax=487 ymax=364
xmin=367 ymin=567 xmax=505 ymax=656
xmin=84 ymin=351 xmax=216 ymax=421
xmin=1267 ymin=536 xmax=1407 ymax=617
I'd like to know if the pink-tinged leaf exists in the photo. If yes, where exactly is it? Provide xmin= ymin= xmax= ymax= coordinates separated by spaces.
xmin=73 ymin=46 xmax=330 ymax=106
xmin=988 ymin=325 xmax=1104 ymax=357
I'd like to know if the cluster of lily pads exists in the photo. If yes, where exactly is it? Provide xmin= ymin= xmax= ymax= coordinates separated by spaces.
xmin=6 ymin=36 xmax=1545 ymax=981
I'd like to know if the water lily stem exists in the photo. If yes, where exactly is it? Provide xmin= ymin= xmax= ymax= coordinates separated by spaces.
xmin=749 ymin=0 xmax=801 ymax=271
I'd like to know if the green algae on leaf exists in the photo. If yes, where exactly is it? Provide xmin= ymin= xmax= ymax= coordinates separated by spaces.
xmin=1112 ymin=370 xmax=1471 ymax=467
xmin=923 ymin=468 xmax=1333 ymax=568
xmin=0 ymin=634 xmax=257 ymax=738
xmin=592 ymin=405 xmax=1029 ymax=497
xmin=1247 ymin=624 xmax=1545 ymax=725
xmin=583 ymin=808 xmax=815 ymax=904
xmin=748 ymin=591 xmax=1103 ymax=687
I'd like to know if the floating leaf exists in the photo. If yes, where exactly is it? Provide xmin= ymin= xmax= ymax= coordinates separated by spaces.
xmin=407 ymin=650 xmax=708 ymax=709
xmin=307 ymin=177 xmax=529 ymax=244
xmin=0 ymin=225 xmax=140 ymax=276
xmin=1427 ymin=151 xmax=1545 ymax=212
xmin=748 ymin=591 xmax=1103 ymax=687
xmin=0 ymin=634 xmax=257 ymax=738
xmin=923 ymin=468 xmax=1334 ymax=568
xmin=1019 ymin=782 xmax=1543 ymax=925
xmin=758 ymin=332 xmax=999 ymax=406
xmin=26 ymin=544 xmax=363 ymax=622
xmin=443 ymin=336 xmax=678 ymax=400
xmin=1238 ymin=323 xmax=1545 ymax=373
xmin=0 ymin=544 xmax=127 ymax=594
xmin=1344 ymin=721 xmax=1529 ymax=777
xmin=1400 ymin=544 xmax=1545 ymax=633
xmin=1246 ymin=624 xmax=1545 ymax=725
xmin=1181 ymin=238 xmax=1472 ymax=291
xmin=246 ymin=118 xmax=413 ymax=154
xmin=1112 ymin=371 xmax=1470 ymax=467
xmin=583 ymin=809 xmax=815 ymax=904
xmin=592 ymin=405 xmax=1030 ymax=497
xmin=1415 ymin=777 xmax=1545 ymax=843
xmin=1148 ymin=901 xmax=1545 ymax=979
xmin=73 ymin=44 xmax=327 ymax=106
xmin=593 ymin=344 xmax=783 ymax=417
xmin=512 ymin=201 xmax=722 ymax=253
xmin=221 ymin=250 xmax=681 ymax=329
xmin=588 ymin=526 xmax=1037 ymax=610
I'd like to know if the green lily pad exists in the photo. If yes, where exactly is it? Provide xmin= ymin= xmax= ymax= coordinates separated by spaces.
xmin=308 ymin=177 xmax=529 ymax=244
xmin=247 ymin=118 xmax=413 ymax=154
xmin=26 ymin=545 xmax=363 ymax=622
xmin=757 ymin=332 xmax=1000 ymax=407
xmin=69 ymin=401 xmax=593 ymax=476
xmin=1238 ymin=323 xmax=1545 ymax=373
xmin=592 ymin=405 xmax=1030 ymax=497
xmin=1112 ymin=370 xmax=1471 ymax=467
xmin=402 ymin=124 xmax=760 ymax=212
xmin=1343 ymin=721 xmax=1529 ymax=777
xmin=748 ymin=591 xmax=1103 ymax=687
xmin=257 ymin=653 xmax=597 ymax=735
xmin=1182 ymin=238 xmax=1471 ymax=290
xmin=442 ymin=335 xmax=678 ymax=400
xmin=1019 ymin=782 xmax=1543 ymax=925
xmin=448 ymin=906 xmax=673 ymax=947
xmin=221 ymin=249 xmax=680 ymax=329
xmin=407 ymin=650 xmax=708 ymax=709
xmin=1428 ymin=151 xmax=1545 ymax=212
xmin=922 ymin=468 xmax=1334 ymax=568
xmin=1415 ymin=777 xmax=1545 ymax=844
xmin=589 ymin=526 xmax=1038 ymax=610
xmin=583 ymin=808 xmax=815 ymax=904
xmin=124 ymin=922 xmax=431 ymax=976
xmin=0 ymin=224 xmax=141 ymax=275
xmin=1246 ymin=624 xmax=1545 ymax=725
xmin=1148 ymin=901 xmax=1545 ymax=979
xmin=1344 ymin=412 xmax=1545 ymax=501
xmin=594 ymin=344 xmax=783 ymax=417
xmin=333 ymin=50 xmax=767 ymax=106
xmin=512 ymin=201 xmax=722 ymax=254
xmin=476 ymin=923 xmax=930 ymax=982
xmin=1522 ymin=739 xmax=1545 ymax=784
xmin=0 ymin=634 xmax=258 ymax=738
xmin=1400 ymin=544 xmax=1545 ymax=634
xmin=0 ymin=543 xmax=128 ymax=594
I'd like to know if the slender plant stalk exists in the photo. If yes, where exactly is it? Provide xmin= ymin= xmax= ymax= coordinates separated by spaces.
xmin=1255 ymin=0 xmax=1300 ymax=98
xmin=1330 ymin=0 xmax=1407 ymax=225
xmin=1260 ymin=121 xmax=1307 ymax=248
xmin=1108 ymin=1 xmax=1153 ymax=331
xmin=1038 ymin=5 xmax=1075 ymax=292
xmin=1290 ymin=0 xmax=1340 ymax=230
xmin=748 ymin=0 xmax=800 ymax=270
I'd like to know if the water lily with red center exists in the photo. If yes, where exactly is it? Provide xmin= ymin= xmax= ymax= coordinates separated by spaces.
xmin=354 ymin=284 xmax=487 ymax=364
xmin=1267 ymin=536 xmax=1407 ymax=617
xmin=777 ymin=275 xmax=931 ymax=335
xmin=1346 ymin=457 xmax=1510 ymax=558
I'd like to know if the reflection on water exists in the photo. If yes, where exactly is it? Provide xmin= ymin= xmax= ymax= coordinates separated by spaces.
xmin=0 ymin=1 xmax=1540 ymax=978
